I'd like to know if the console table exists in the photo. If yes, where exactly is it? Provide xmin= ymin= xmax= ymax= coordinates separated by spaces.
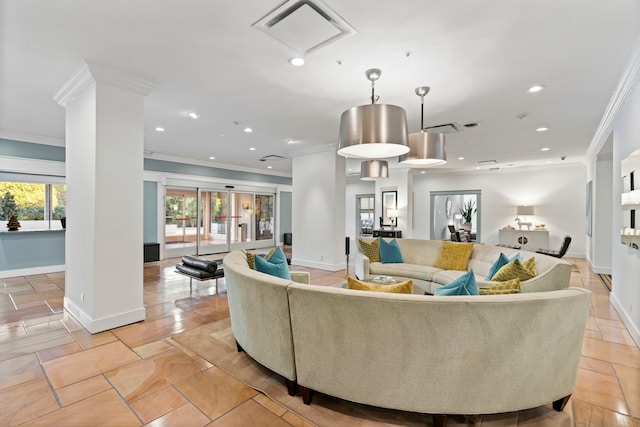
xmin=373 ymin=229 xmax=402 ymax=238
xmin=498 ymin=229 xmax=549 ymax=251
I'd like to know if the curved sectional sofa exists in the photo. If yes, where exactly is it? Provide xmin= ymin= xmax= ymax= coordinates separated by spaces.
xmin=223 ymin=247 xmax=591 ymax=426
xmin=355 ymin=237 xmax=573 ymax=294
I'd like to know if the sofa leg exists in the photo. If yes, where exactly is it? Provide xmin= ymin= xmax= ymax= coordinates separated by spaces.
xmin=432 ymin=414 xmax=447 ymax=427
xmin=236 ymin=340 xmax=244 ymax=353
xmin=553 ymin=394 xmax=571 ymax=411
xmin=299 ymin=386 xmax=313 ymax=405
xmin=285 ymin=379 xmax=298 ymax=396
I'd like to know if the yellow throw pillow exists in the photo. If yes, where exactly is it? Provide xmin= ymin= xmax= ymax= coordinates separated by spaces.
xmin=246 ymin=253 xmax=255 ymax=269
xmin=357 ymin=239 xmax=380 ymax=263
xmin=434 ymin=241 xmax=474 ymax=271
xmin=480 ymin=278 xmax=521 ymax=295
xmin=491 ymin=257 xmax=536 ymax=282
xmin=347 ymin=276 xmax=413 ymax=294
xmin=264 ymin=247 xmax=277 ymax=260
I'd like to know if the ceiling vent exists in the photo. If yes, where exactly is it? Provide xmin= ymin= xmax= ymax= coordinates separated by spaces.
xmin=424 ymin=122 xmax=463 ymax=134
xmin=477 ymin=159 xmax=498 ymax=165
xmin=259 ymin=154 xmax=287 ymax=162
xmin=252 ymin=0 xmax=356 ymax=55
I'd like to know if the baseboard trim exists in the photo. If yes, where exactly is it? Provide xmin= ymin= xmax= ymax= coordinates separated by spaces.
xmin=0 ymin=265 xmax=65 ymax=279
xmin=291 ymin=258 xmax=345 ymax=272
xmin=609 ymin=292 xmax=640 ymax=348
xmin=64 ymin=297 xmax=146 ymax=334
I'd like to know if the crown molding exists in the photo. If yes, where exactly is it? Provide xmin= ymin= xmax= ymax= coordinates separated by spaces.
xmin=290 ymin=142 xmax=337 ymax=157
xmin=0 ymin=129 xmax=65 ymax=146
xmin=53 ymin=60 xmax=157 ymax=107
xmin=587 ymin=34 xmax=640 ymax=158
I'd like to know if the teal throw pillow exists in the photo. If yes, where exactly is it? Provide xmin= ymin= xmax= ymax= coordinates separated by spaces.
xmin=265 ymin=246 xmax=287 ymax=265
xmin=435 ymin=270 xmax=479 ymax=296
xmin=485 ymin=252 xmax=521 ymax=280
xmin=379 ymin=238 xmax=403 ymax=263
xmin=254 ymin=254 xmax=291 ymax=280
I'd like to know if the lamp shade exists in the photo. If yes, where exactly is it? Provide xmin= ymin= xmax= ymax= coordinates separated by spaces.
xmin=517 ymin=205 xmax=535 ymax=215
xmin=360 ymin=160 xmax=389 ymax=180
xmin=387 ymin=209 xmax=399 ymax=218
xmin=399 ymin=131 xmax=447 ymax=166
xmin=338 ymin=104 xmax=409 ymax=158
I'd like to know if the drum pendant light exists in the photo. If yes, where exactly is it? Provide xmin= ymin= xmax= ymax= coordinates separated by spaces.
xmin=360 ymin=160 xmax=389 ymax=180
xmin=399 ymin=86 xmax=447 ymax=166
xmin=337 ymin=68 xmax=409 ymax=159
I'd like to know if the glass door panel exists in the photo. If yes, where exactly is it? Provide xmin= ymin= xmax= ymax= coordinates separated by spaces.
xmin=255 ymin=194 xmax=274 ymax=241
xmin=165 ymin=187 xmax=198 ymax=256
xmin=231 ymin=192 xmax=253 ymax=244
xmin=356 ymin=194 xmax=375 ymax=236
xmin=198 ymin=190 xmax=229 ymax=254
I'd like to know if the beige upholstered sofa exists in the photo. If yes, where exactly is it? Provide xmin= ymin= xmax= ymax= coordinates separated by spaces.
xmin=223 ymin=249 xmax=310 ymax=396
xmin=355 ymin=237 xmax=572 ymax=294
xmin=223 ymin=249 xmax=591 ymax=426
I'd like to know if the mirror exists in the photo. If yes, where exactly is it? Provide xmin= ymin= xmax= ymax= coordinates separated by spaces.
xmin=430 ymin=190 xmax=481 ymax=242
xmin=621 ymin=148 xmax=640 ymax=249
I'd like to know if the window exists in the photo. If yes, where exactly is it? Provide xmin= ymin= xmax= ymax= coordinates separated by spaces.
xmin=0 ymin=180 xmax=66 ymax=230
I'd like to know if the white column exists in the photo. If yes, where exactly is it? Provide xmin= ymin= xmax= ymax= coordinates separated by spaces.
xmin=54 ymin=61 xmax=155 ymax=333
xmin=292 ymin=147 xmax=346 ymax=271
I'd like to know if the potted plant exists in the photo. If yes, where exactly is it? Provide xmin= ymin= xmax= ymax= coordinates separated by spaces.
xmin=459 ymin=200 xmax=476 ymax=231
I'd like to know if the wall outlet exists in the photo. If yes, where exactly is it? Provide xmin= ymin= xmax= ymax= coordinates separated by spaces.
xmin=81 ymin=292 xmax=85 ymax=304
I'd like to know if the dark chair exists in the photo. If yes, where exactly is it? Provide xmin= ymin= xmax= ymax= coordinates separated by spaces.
xmin=536 ymin=236 xmax=572 ymax=258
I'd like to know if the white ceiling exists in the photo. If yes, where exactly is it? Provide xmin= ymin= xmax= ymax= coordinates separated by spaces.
xmin=1 ymin=0 xmax=639 ymax=177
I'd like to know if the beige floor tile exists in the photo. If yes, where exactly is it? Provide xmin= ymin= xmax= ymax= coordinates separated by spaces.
xmin=599 ymin=324 xmax=638 ymax=346
xmin=71 ymin=328 xmax=118 ymax=349
xmin=0 ymin=377 xmax=59 ymax=425
xmin=112 ymin=311 xmax=211 ymax=348
xmin=614 ymin=363 xmax=640 ymax=419
xmin=21 ymin=389 xmax=141 ymax=427
xmin=36 ymin=341 xmax=81 ymax=363
xmin=144 ymin=402 xmax=210 ymax=427
xmin=207 ymin=399 xmax=291 ymax=427
xmin=574 ymin=367 xmax=629 ymax=415
xmin=0 ymin=326 xmax=74 ymax=362
xmin=43 ymin=340 xmax=140 ymax=389
xmin=174 ymin=367 xmax=257 ymax=420
xmin=56 ymin=375 xmax=112 ymax=406
xmin=106 ymin=348 xmax=204 ymax=402
xmin=579 ymin=355 xmax=616 ymax=376
xmin=253 ymin=392 xmax=287 ymax=417
xmin=134 ymin=339 xmax=175 ymax=358
xmin=582 ymin=337 xmax=640 ymax=368
xmin=130 ymin=386 xmax=188 ymax=424
xmin=0 ymin=353 xmax=43 ymax=390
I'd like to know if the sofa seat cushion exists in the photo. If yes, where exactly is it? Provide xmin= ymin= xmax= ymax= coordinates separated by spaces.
xmin=369 ymin=262 xmax=442 ymax=282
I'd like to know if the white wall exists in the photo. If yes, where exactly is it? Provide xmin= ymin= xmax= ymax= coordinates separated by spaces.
xmin=591 ymin=153 xmax=613 ymax=273
xmin=611 ymin=81 xmax=640 ymax=346
xmin=410 ymin=163 xmax=587 ymax=257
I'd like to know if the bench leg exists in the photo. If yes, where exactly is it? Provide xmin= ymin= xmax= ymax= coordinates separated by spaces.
xmin=215 ymin=277 xmax=219 ymax=294
xmin=189 ymin=277 xmax=193 ymax=294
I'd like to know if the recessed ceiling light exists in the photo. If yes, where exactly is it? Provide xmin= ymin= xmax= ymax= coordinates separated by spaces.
xmin=527 ymin=85 xmax=545 ymax=93
xmin=244 ymin=127 xmax=253 ymax=133
xmin=267 ymin=165 xmax=273 ymax=169
xmin=288 ymin=57 xmax=305 ymax=66
xmin=155 ymin=127 xmax=165 ymax=132
xmin=458 ymin=157 xmax=464 ymax=160
xmin=249 ymin=147 xmax=256 ymax=151
xmin=186 ymin=112 xmax=200 ymax=119
xmin=536 ymin=127 xmax=548 ymax=132
xmin=286 ymin=139 xmax=297 ymax=144
xmin=209 ymin=156 xmax=215 ymax=160
xmin=541 ymin=147 xmax=550 ymax=151
xmin=420 ymin=171 xmax=426 ymax=174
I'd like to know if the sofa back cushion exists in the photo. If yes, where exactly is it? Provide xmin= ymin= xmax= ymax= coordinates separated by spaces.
xmin=395 ymin=238 xmax=443 ymax=265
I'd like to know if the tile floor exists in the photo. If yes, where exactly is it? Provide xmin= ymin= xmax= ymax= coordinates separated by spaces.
xmin=0 ymin=257 xmax=638 ymax=426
